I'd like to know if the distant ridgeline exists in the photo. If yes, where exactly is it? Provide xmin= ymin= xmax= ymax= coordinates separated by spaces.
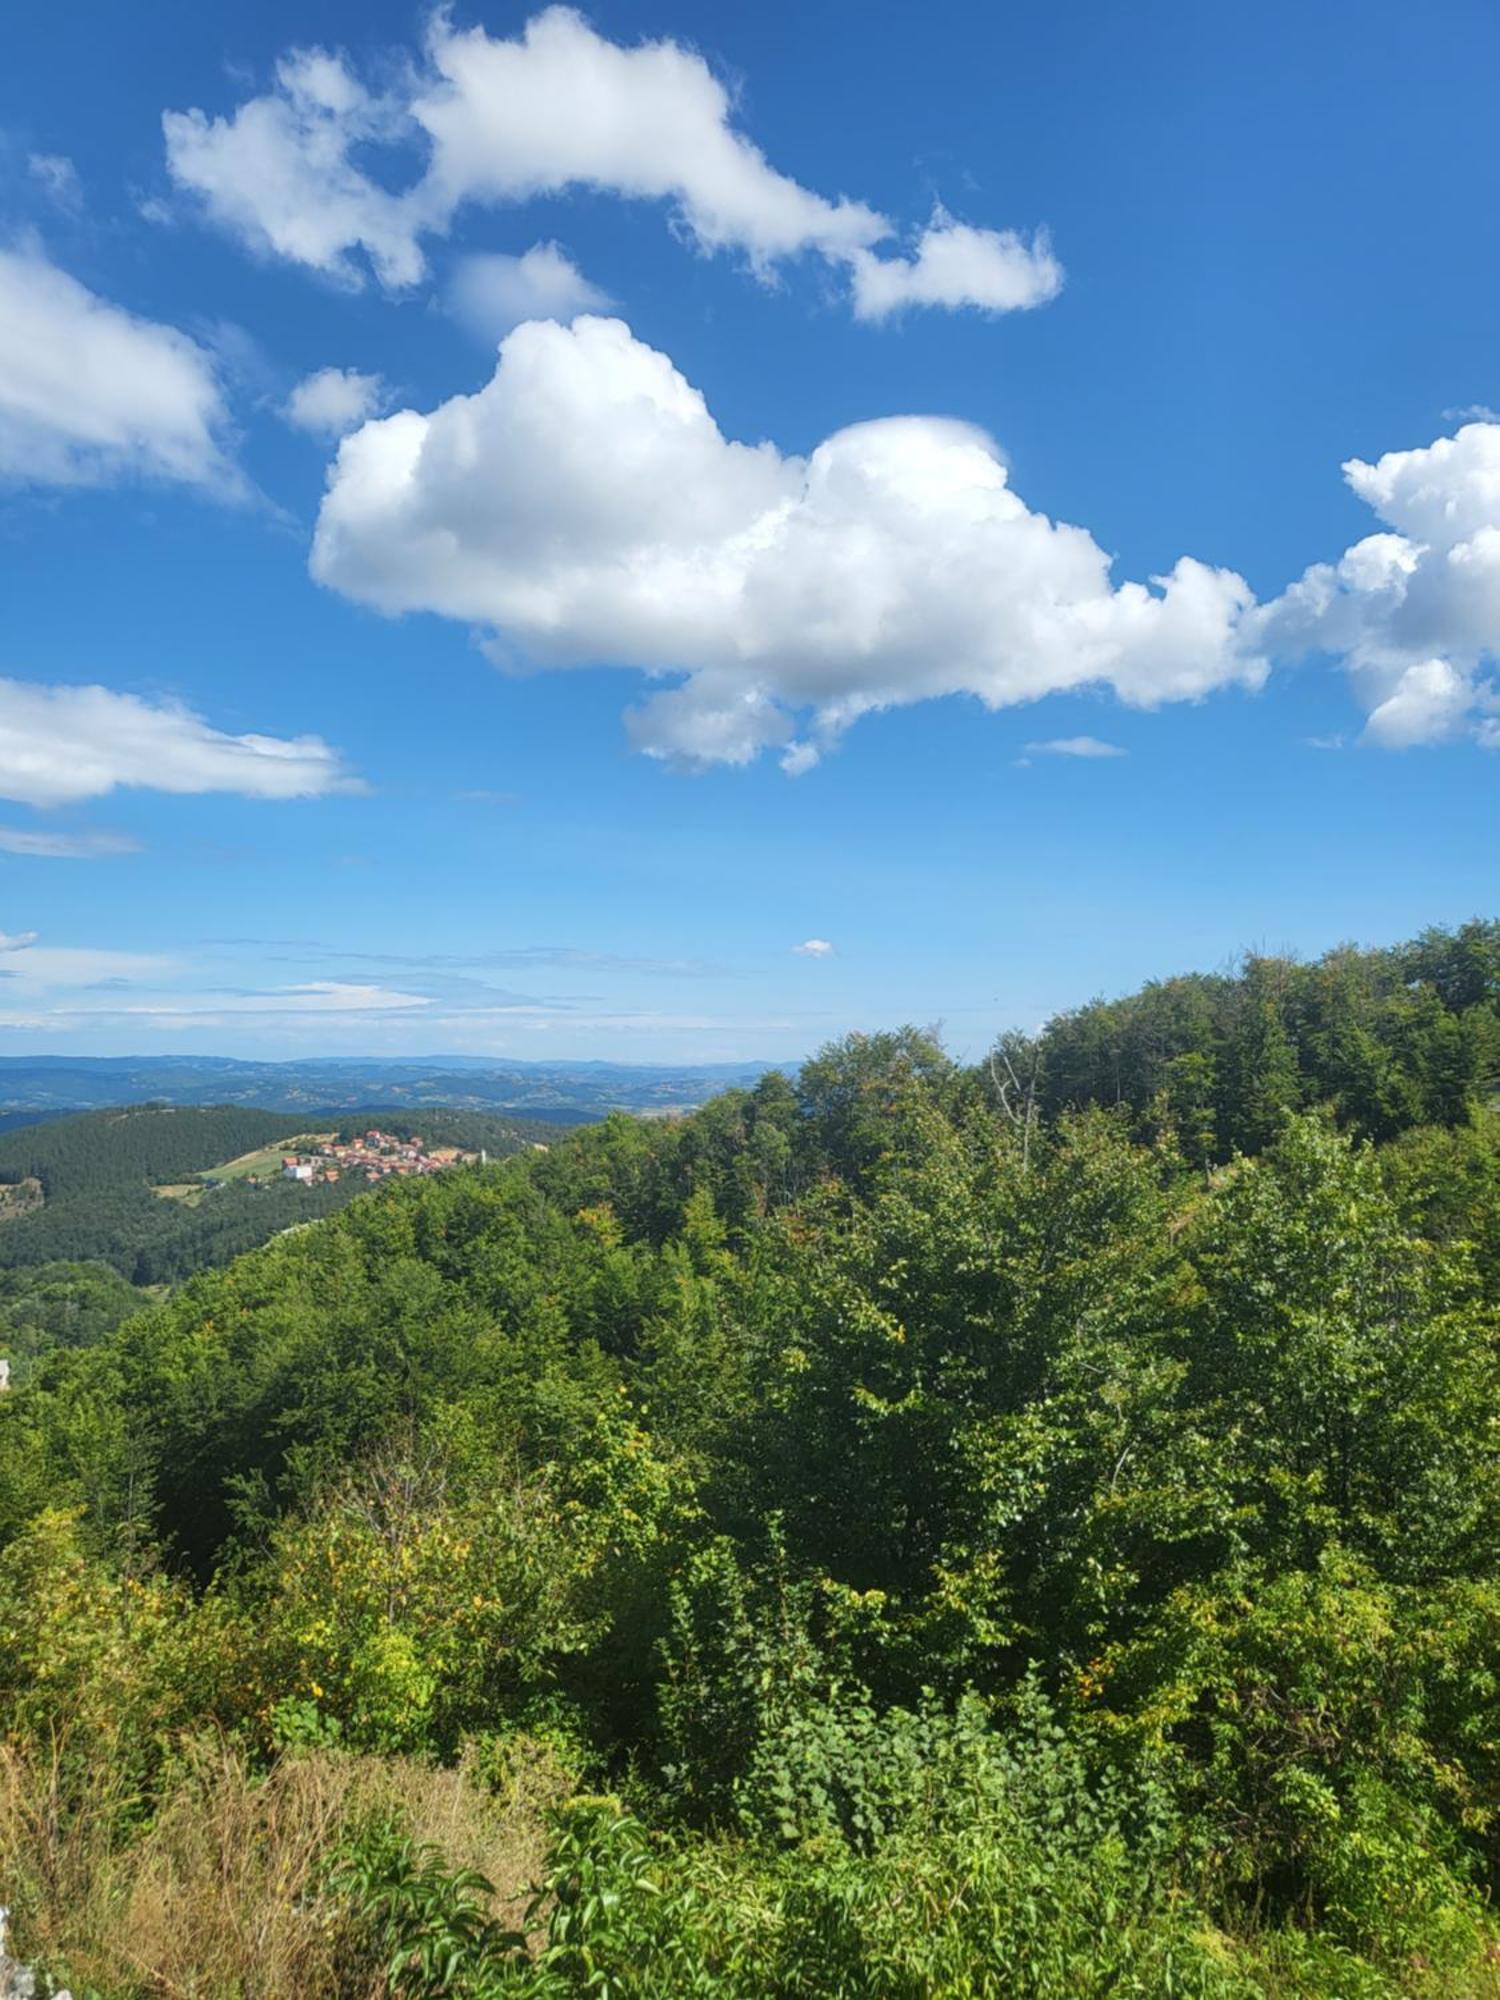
xmin=0 ymin=1102 xmax=557 ymax=1286
xmin=0 ymin=1054 xmax=774 ymax=1121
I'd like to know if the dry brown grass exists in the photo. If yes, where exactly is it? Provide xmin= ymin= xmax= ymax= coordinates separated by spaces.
xmin=0 ymin=1732 xmax=570 ymax=1999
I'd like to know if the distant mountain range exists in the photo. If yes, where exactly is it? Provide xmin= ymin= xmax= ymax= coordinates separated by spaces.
xmin=0 ymin=1055 xmax=778 ymax=1123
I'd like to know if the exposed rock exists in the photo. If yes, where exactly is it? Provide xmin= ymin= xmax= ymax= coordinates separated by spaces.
xmin=0 ymin=1907 xmax=70 ymax=1999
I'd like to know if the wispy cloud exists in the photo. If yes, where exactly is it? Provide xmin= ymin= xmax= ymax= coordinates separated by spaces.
xmin=221 ymin=940 xmax=729 ymax=978
xmin=28 ymin=152 xmax=82 ymax=213
xmin=0 ymin=826 xmax=141 ymax=858
xmin=1023 ymin=736 xmax=1127 ymax=759
xmin=111 ymin=981 xmax=431 ymax=1018
xmin=0 ymin=929 xmax=174 ymax=988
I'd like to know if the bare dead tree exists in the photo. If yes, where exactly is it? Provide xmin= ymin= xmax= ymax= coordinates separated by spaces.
xmin=988 ymin=1037 xmax=1040 ymax=1172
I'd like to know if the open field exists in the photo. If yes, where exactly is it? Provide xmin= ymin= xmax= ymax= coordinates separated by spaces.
xmin=0 ymin=1177 xmax=44 ymax=1220
xmin=206 ymin=1134 xmax=333 ymax=1183
xmin=153 ymin=1134 xmax=332 ymax=1202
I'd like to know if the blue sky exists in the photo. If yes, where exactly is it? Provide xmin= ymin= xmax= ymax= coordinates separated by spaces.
xmin=0 ymin=0 xmax=1496 ymax=1061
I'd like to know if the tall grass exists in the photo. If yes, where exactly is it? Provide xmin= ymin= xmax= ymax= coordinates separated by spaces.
xmin=0 ymin=1734 xmax=568 ymax=1999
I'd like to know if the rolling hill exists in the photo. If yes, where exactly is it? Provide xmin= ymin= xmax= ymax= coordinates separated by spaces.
xmin=0 ymin=1101 xmax=557 ymax=1283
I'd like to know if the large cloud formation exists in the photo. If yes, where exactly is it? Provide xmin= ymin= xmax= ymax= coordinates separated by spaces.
xmin=312 ymin=315 xmax=1261 ymax=770
xmin=164 ymin=7 xmax=1060 ymax=322
xmin=313 ymin=316 xmax=1500 ymax=766
xmin=1254 ymin=423 xmax=1500 ymax=749
xmin=0 ymin=246 xmax=235 ymax=491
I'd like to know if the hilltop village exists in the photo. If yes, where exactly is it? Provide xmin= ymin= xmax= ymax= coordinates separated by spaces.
xmin=272 ymin=1129 xmax=475 ymax=1188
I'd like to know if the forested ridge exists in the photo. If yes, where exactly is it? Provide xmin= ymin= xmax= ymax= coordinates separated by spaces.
xmin=0 ymin=1104 xmax=556 ymax=1287
xmin=0 ymin=1104 xmax=308 ymax=1199
xmin=3 ymin=920 xmax=1500 ymax=1997
xmin=1018 ymin=919 xmax=1500 ymax=1155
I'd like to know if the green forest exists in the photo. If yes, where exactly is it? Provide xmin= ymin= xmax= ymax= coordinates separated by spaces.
xmin=3 ymin=920 xmax=1499 ymax=1998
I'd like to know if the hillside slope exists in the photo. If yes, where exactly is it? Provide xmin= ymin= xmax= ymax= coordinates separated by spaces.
xmin=3 ymin=919 xmax=1499 ymax=1996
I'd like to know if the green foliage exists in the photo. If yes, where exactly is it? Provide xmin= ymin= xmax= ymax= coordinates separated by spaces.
xmin=234 ymin=1411 xmax=673 ymax=1754
xmin=0 ymin=1508 xmax=235 ymax=1806
xmin=324 ymin=1809 xmax=525 ymax=1996
xmin=1024 ymin=920 xmax=1500 ymax=1157
xmin=6 ymin=923 xmax=1500 ymax=1996
xmin=0 ymin=1259 xmax=143 ymax=1384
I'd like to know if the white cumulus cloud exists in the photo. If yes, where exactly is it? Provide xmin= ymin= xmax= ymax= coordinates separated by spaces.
xmin=794 ymin=939 xmax=834 ymax=957
xmin=0 ymin=679 xmax=359 ymax=808
xmin=163 ymin=48 xmax=427 ymax=289
xmin=284 ymin=365 xmax=387 ymax=437
xmin=1362 ymin=659 xmax=1474 ymax=748
xmin=1254 ymin=419 xmax=1500 ymax=747
xmin=311 ymin=315 xmax=1260 ymax=771
xmin=448 ymin=243 xmax=608 ymax=340
xmin=163 ymin=8 xmax=1059 ymax=321
xmin=0 ymin=246 xmax=237 ymax=491
xmin=412 ymin=8 xmax=880 ymax=265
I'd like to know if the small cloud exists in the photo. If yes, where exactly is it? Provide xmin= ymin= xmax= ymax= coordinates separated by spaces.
xmin=1303 ymin=733 xmax=1345 ymax=751
xmin=448 ymin=244 xmax=610 ymax=342
xmin=1442 ymin=404 xmax=1500 ymax=425
xmin=0 ymin=826 xmax=140 ymax=858
xmin=28 ymin=152 xmax=81 ymax=212
xmin=850 ymin=208 xmax=1062 ymax=322
xmin=794 ymin=938 xmax=834 ymax=958
xmin=283 ymin=366 xmax=387 ymax=438
xmin=1023 ymin=735 xmax=1127 ymax=759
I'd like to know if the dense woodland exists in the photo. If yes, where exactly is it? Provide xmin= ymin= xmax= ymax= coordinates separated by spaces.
xmin=3 ymin=921 xmax=1500 ymax=1997
xmin=0 ymin=1105 xmax=308 ymax=1199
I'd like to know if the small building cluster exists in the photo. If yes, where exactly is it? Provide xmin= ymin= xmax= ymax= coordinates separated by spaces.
xmin=279 ymin=1129 xmax=470 ymax=1187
